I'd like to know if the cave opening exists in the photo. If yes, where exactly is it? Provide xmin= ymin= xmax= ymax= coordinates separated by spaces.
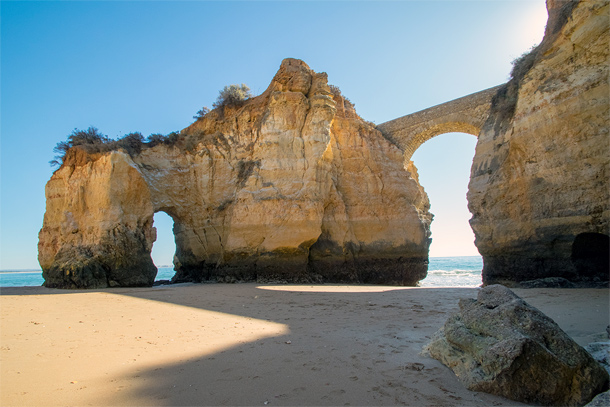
xmin=571 ymin=232 xmax=610 ymax=280
xmin=151 ymin=211 xmax=178 ymax=282
xmin=410 ymin=132 xmax=482 ymax=287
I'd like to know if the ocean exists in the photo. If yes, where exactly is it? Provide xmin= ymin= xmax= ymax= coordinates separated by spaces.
xmin=420 ymin=256 xmax=483 ymax=287
xmin=0 ymin=256 xmax=483 ymax=288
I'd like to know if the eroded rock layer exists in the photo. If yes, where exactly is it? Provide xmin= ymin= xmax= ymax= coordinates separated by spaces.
xmin=39 ymin=59 xmax=432 ymax=288
xmin=468 ymin=0 xmax=609 ymax=284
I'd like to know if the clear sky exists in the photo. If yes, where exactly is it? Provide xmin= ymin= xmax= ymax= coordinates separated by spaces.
xmin=0 ymin=0 xmax=548 ymax=269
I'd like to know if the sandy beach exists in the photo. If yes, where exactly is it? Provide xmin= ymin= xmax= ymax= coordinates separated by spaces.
xmin=1 ymin=283 xmax=608 ymax=406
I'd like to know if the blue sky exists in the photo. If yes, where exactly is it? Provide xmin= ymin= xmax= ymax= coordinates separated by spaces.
xmin=1 ymin=0 xmax=547 ymax=269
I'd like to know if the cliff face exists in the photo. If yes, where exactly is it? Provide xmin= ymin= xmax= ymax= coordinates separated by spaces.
xmin=38 ymin=150 xmax=157 ymax=288
xmin=39 ymin=59 xmax=431 ymax=288
xmin=468 ymin=0 xmax=609 ymax=284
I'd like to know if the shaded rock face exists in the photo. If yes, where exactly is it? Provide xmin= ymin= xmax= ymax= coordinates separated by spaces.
xmin=424 ymin=285 xmax=609 ymax=406
xmin=38 ymin=58 xmax=432 ymax=288
xmin=468 ymin=0 xmax=610 ymax=284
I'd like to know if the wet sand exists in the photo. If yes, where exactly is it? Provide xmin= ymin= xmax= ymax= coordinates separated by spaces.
xmin=1 ymin=284 xmax=608 ymax=406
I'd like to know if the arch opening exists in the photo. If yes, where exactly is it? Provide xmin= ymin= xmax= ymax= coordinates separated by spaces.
xmin=410 ymin=132 xmax=482 ymax=287
xmin=402 ymin=121 xmax=482 ymax=163
xmin=151 ymin=211 xmax=178 ymax=283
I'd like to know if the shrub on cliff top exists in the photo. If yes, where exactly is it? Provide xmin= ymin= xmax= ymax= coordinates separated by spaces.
xmin=193 ymin=106 xmax=210 ymax=120
xmin=146 ymin=131 xmax=181 ymax=147
xmin=328 ymin=84 xmax=342 ymax=97
xmin=510 ymin=45 xmax=539 ymax=81
xmin=50 ymin=128 xmax=167 ymax=167
xmin=66 ymin=126 xmax=110 ymax=146
xmin=115 ymin=132 xmax=145 ymax=155
xmin=486 ymin=44 xmax=540 ymax=135
xmin=50 ymin=127 xmax=111 ymax=166
xmin=212 ymin=84 xmax=252 ymax=108
xmin=146 ymin=133 xmax=167 ymax=146
xmin=329 ymin=84 xmax=356 ymax=111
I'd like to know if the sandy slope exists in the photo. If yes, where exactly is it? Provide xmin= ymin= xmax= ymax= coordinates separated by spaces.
xmin=1 ymin=284 xmax=607 ymax=406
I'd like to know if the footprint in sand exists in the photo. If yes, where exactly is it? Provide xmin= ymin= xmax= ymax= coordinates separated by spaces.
xmin=404 ymin=362 xmax=425 ymax=371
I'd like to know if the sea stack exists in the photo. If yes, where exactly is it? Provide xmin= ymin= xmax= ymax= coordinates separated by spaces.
xmin=38 ymin=59 xmax=432 ymax=288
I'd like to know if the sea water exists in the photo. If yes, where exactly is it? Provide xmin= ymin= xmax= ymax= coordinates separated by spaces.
xmin=419 ymin=256 xmax=483 ymax=287
xmin=0 ymin=270 xmax=46 ymax=288
xmin=0 ymin=268 xmax=176 ymax=288
xmin=0 ymin=256 xmax=483 ymax=288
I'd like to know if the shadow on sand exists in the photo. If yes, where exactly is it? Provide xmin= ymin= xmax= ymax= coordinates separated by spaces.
xmin=2 ymin=283 xmax=536 ymax=406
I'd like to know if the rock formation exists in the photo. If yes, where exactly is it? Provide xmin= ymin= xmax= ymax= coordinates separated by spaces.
xmin=586 ymin=391 xmax=610 ymax=407
xmin=467 ymin=0 xmax=610 ymax=284
xmin=40 ymin=0 xmax=609 ymax=288
xmin=38 ymin=150 xmax=157 ymax=288
xmin=38 ymin=59 xmax=432 ymax=288
xmin=585 ymin=341 xmax=610 ymax=375
xmin=424 ymin=285 xmax=609 ymax=406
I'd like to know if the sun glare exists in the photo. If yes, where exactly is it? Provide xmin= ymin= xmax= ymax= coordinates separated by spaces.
xmin=519 ymin=2 xmax=548 ymax=49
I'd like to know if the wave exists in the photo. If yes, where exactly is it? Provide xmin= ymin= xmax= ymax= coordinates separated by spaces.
xmin=428 ymin=269 xmax=481 ymax=275
xmin=0 ymin=270 xmax=42 ymax=274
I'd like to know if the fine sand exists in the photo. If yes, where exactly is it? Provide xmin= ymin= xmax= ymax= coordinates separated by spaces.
xmin=1 ymin=283 xmax=608 ymax=406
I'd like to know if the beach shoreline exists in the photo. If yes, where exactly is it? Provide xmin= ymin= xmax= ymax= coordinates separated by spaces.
xmin=1 ymin=283 xmax=608 ymax=406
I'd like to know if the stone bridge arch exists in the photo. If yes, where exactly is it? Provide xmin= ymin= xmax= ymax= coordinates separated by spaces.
xmin=377 ymin=85 xmax=502 ymax=161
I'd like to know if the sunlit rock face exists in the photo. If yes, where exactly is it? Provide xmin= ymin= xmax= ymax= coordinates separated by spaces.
xmin=468 ymin=0 xmax=609 ymax=285
xmin=38 ymin=58 xmax=432 ymax=288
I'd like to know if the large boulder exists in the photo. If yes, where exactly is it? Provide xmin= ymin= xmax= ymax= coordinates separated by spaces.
xmin=423 ymin=285 xmax=609 ymax=406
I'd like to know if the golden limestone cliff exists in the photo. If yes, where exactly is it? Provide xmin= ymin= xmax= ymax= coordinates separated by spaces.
xmin=468 ymin=0 xmax=609 ymax=285
xmin=38 ymin=59 xmax=432 ymax=288
xmin=40 ymin=1 xmax=608 ymax=289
